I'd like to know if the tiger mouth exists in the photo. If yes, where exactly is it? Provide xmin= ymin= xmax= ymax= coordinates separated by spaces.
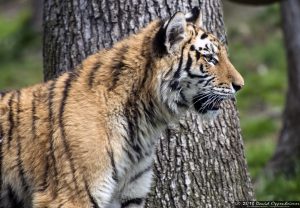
xmin=192 ymin=95 xmax=223 ymax=113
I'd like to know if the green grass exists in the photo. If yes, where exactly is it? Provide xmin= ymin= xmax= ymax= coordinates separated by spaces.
xmin=256 ymin=173 xmax=300 ymax=200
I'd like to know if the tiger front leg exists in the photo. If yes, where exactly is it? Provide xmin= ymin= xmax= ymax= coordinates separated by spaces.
xmin=32 ymin=171 xmax=118 ymax=208
xmin=120 ymin=168 xmax=153 ymax=208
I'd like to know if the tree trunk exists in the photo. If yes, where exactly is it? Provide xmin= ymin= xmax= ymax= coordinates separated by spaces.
xmin=43 ymin=0 xmax=254 ymax=207
xmin=266 ymin=0 xmax=300 ymax=176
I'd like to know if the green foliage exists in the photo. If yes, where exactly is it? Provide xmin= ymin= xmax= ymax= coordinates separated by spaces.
xmin=241 ymin=117 xmax=278 ymax=140
xmin=0 ymin=10 xmax=42 ymax=90
xmin=0 ymin=56 xmax=42 ymax=90
xmin=227 ymin=4 xmax=300 ymax=200
xmin=227 ymin=5 xmax=284 ymax=144
xmin=230 ymin=18 xmax=287 ymax=112
xmin=2 ymin=10 xmax=42 ymax=59
xmin=245 ymin=137 xmax=275 ymax=178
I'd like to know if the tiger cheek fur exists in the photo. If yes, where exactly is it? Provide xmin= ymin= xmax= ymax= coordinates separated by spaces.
xmin=0 ymin=7 xmax=243 ymax=208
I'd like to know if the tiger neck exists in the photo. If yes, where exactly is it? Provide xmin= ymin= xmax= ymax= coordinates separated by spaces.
xmin=117 ymin=94 xmax=175 ymax=159
xmin=108 ymin=66 xmax=177 ymax=154
xmin=81 ymin=20 xmax=180 ymax=143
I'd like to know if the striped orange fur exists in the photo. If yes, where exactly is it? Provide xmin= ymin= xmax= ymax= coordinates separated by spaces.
xmin=0 ymin=7 xmax=243 ymax=208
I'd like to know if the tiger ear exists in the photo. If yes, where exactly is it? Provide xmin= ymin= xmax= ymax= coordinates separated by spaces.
xmin=164 ymin=12 xmax=187 ymax=54
xmin=185 ymin=6 xmax=203 ymax=28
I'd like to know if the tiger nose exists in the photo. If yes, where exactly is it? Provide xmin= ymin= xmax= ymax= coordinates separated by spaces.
xmin=231 ymin=71 xmax=244 ymax=92
xmin=232 ymin=83 xmax=242 ymax=92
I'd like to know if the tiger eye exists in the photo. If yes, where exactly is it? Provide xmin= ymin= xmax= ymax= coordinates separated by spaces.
xmin=201 ymin=33 xmax=208 ymax=39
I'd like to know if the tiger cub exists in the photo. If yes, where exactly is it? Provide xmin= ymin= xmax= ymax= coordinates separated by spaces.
xmin=0 ymin=7 xmax=244 ymax=208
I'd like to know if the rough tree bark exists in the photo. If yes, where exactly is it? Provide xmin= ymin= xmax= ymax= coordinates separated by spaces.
xmin=266 ymin=0 xmax=300 ymax=176
xmin=43 ymin=0 xmax=254 ymax=207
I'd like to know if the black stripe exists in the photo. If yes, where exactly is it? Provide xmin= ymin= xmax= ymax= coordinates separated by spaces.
xmin=0 ymin=107 xmax=3 ymax=194
xmin=31 ymin=91 xmax=37 ymax=140
xmin=108 ymin=45 xmax=129 ymax=91
xmin=175 ymin=99 xmax=189 ymax=108
xmin=184 ymin=53 xmax=193 ymax=73
xmin=173 ymin=47 xmax=185 ymax=79
xmin=121 ymin=198 xmax=144 ymax=208
xmin=129 ymin=166 xmax=152 ymax=183
xmin=169 ymin=80 xmax=180 ymax=91
xmin=159 ymin=81 xmax=165 ymax=103
xmin=7 ymin=185 xmax=25 ymax=208
xmin=121 ymin=131 xmax=135 ymax=151
xmin=0 ymin=90 xmax=9 ymax=99
xmin=139 ymin=59 xmax=152 ymax=92
xmin=83 ymin=179 xmax=99 ymax=208
xmin=185 ymin=54 xmax=209 ymax=79
xmin=164 ymin=66 xmax=174 ymax=78
xmin=198 ymin=80 xmax=205 ymax=84
xmin=106 ymin=147 xmax=118 ymax=182
xmin=195 ymin=50 xmax=201 ymax=60
xmin=15 ymin=91 xmax=29 ymax=192
xmin=211 ymin=44 xmax=216 ymax=53
xmin=39 ymin=154 xmax=49 ymax=192
xmin=204 ymin=77 xmax=215 ymax=87
xmin=123 ymin=146 xmax=135 ymax=163
xmin=45 ymin=81 xmax=59 ymax=193
xmin=122 ymin=122 xmax=135 ymax=156
xmin=204 ymin=43 xmax=209 ymax=50
xmin=140 ymin=32 xmax=153 ymax=82
xmin=58 ymin=73 xmax=80 ymax=193
xmin=189 ymin=73 xmax=209 ymax=79
xmin=7 ymin=92 xmax=15 ymax=150
xmin=180 ymin=91 xmax=188 ymax=103
xmin=200 ymin=64 xmax=205 ymax=73
xmin=141 ymin=101 xmax=156 ymax=128
xmin=123 ymin=105 xmax=142 ymax=159
xmin=88 ymin=61 xmax=101 ymax=88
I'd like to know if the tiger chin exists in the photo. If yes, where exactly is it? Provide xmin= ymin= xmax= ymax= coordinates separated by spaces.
xmin=0 ymin=7 xmax=243 ymax=208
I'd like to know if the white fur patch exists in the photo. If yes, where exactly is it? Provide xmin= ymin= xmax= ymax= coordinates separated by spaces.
xmin=194 ymin=36 xmax=219 ymax=56
xmin=92 ymin=174 xmax=117 ymax=207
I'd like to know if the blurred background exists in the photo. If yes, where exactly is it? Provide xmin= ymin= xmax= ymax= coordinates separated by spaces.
xmin=0 ymin=0 xmax=299 ymax=200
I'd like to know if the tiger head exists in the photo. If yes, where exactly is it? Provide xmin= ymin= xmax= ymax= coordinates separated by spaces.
xmin=153 ymin=7 xmax=244 ymax=118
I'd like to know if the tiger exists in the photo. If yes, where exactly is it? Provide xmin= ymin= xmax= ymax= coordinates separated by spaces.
xmin=0 ymin=7 xmax=244 ymax=208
